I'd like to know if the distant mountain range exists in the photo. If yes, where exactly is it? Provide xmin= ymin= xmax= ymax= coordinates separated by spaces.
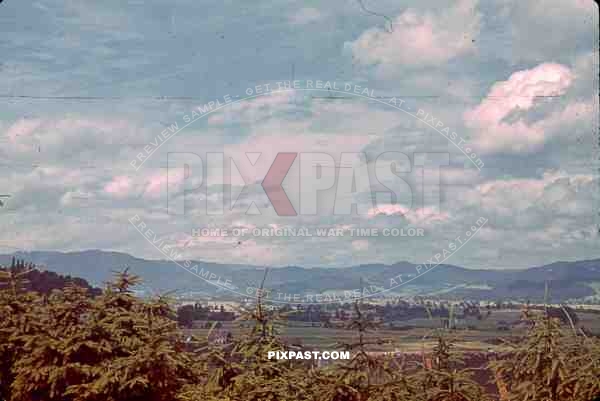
xmin=1 ymin=250 xmax=599 ymax=303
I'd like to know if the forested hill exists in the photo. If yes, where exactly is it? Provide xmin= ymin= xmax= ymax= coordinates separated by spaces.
xmin=2 ymin=251 xmax=600 ymax=302
xmin=0 ymin=257 xmax=101 ymax=296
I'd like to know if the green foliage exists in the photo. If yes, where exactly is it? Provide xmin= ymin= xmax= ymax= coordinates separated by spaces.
xmin=10 ymin=284 xmax=99 ymax=401
xmin=0 ymin=257 xmax=100 ymax=297
xmin=1 ymin=267 xmax=196 ymax=401
xmin=310 ymin=301 xmax=416 ymax=401
xmin=179 ymin=271 xmax=308 ymax=401
xmin=412 ymin=303 xmax=489 ymax=401
xmin=1 ymin=261 xmax=599 ymax=401
xmin=491 ymin=306 xmax=600 ymax=401
xmin=0 ymin=261 xmax=40 ymax=401
xmin=415 ymin=331 xmax=489 ymax=401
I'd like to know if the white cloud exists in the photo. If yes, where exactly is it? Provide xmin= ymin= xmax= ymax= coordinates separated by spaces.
xmin=477 ymin=171 xmax=595 ymax=221
xmin=367 ymin=204 xmax=450 ymax=225
xmin=348 ymin=0 xmax=480 ymax=69
xmin=464 ymin=63 xmax=574 ymax=153
xmin=1 ymin=0 xmax=599 ymax=270
xmin=104 ymin=176 xmax=133 ymax=198
xmin=2 ymin=116 xmax=134 ymax=157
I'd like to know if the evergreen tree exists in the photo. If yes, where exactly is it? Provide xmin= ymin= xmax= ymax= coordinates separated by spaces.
xmin=415 ymin=331 xmax=488 ymax=401
xmin=311 ymin=301 xmax=416 ymax=401
xmin=71 ymin=270 xmax=195 ymax=401
xmin=10 ymin=284 xmax=99 ymax=401
xmin=178 ymin=270 xmax=308 ymax=401
xmin=0 ymin=259 xmax=39 ymax=401
xmin=490 ymin=305 xmax=600 ymax=401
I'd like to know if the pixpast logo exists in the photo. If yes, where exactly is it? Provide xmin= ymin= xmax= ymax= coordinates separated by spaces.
xmin=165 ymin=151 xmax=448 ymax=217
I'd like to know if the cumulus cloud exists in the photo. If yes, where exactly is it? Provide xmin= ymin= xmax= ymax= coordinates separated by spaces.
xmin=367 ymin=204 xmax=450 ymax=225
xmin=476 ymin=171 xmax=595 ymax=223
xmin=348 ymin=0 xmax=480 ymax=69
xmin=6 ymin=118 xmax=43 ymax=143
xmin=207 ymin=90 xmax=297 ymax=126
xmin=464 ymin=63 xmax=574 ymax=153
xmin=104 ymin=176 xmax=132 ymax=198
xmin=1 ymin=116 xmax=135 ymax=159
xmin=1 ymin=0 xmax=598 ymax=269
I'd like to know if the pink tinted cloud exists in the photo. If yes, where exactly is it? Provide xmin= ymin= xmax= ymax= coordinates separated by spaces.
xmin=6 ymin=118 xmax=128 ymax=141
xmin=6 ymin=118 xmax=42 ymax=142
xmin=145 ymin=171 xmax=184 ymax=196
xmin=4 ymin=117 xmax=133 ymax=155
xmin=104 ymin=176 xmax=132 ymax=197
xmin=464 ymin=63 xmax=574 ymax=153
xmin=368 ymin=204 xmax=450 ymax=224
xmin=105 ymin=171 xmax=185 ymax=199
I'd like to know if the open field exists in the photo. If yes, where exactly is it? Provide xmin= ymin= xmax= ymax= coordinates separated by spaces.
xmin=185 ymin=309 xmax=600 ymax=352
xmin=187 ymin=325 xmax=520 ymax=352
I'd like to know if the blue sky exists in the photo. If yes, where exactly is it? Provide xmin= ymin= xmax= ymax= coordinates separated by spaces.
xmin=0 ymin=0 xmax=598 ymax=269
